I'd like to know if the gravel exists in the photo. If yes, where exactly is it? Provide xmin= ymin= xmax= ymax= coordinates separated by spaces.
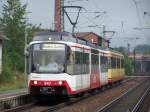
xmin=55 ymin=77 xmax=146 ymax=112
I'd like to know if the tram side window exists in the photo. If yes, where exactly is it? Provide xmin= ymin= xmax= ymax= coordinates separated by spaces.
xmin=111 ymin=57 xmax=116 ymax=69
xmin=83 ymin=53 xmax=89 ymax=74
xmin=117 ymin=58 xmax=120 ymax=68
xmin=91 ymin=54 xmax=99 ymax=74
xmin=67 ymin=51 xmax=89 ymax=75
xmin=100 ymin=56 xmax=108 ymax=72
xmin=74 ymin=51 xmax=90 ymax=74
xmin=108 ymin=57 xmax=111 ymax=68
xmin=75 ymin=52 xmax=90 ymax=74
xmin=105 ymin=57 xmax=108 ymax=71
xmin=121 ymin=59 xmax=124 ymax=68
xmin=67 ymin=51 xmax=75 ymax=75
xmin=74 ymin=51 xmax=83 ymax=74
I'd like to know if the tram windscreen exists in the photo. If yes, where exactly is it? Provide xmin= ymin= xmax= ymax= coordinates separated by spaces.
xmin=31 ymin=43 xmax=65 ymax=73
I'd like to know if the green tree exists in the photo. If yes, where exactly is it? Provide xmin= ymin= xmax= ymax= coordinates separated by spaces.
xmin=0 ymin=0 xmax=41 ymax=83
xmin=26 ymin=24 xmax=41 ymax=44
xmin=0 ymin=0 xmax=27 ymax=72
xmin=0 ymin=49 xmax=13 ymax=82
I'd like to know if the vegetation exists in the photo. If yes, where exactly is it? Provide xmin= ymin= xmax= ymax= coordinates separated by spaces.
xmin=0 ymin=72 xmax=25 ymax=91
xmin=114 ymin=47 xmax=134 ymax=75
xmin=124 ymin=55 xmax=133 ymax=75
xmin=0 ymin=0 xmax=40 ymax=85
xmin=114 ymin=45 xmax=150 ymax=75
xmin=134 ymin=44 xmax=150 ymax=54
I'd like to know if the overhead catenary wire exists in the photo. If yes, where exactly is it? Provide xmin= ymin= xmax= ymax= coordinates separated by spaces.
xmin=64 ymin=11 xmax=106 ymax=14
xmin=63 ymin=6 xmax=82 ymax=34
xmin=132 ymin=0 xmax=143 ymax=27
xmin=65 ymin=0 xmax=88 ymax=4
xmin=64 ymin=0 xmax=108 ymax=33
xmin=132 ymin=0 xmax=148 ymax=38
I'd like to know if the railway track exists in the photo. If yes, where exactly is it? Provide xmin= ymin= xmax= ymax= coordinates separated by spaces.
xmin=0 ymin=77 xmax=143 ymax=112
xmin=22 ymin=90 xmax=100 ymax=112
xmin=17 ymin=77 xmax=138 ymax=112
xmin=132 ymin=84 xmax=150 ymax=112
xmin=96 ymin=78 xmax=150 ymax=112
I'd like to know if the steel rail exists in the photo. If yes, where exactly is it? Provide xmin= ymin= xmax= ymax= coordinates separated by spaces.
xmin=3 ymin=77 xmax=134 ymax=112
xmin=96 ymin=78 xmax=149 ymax=112
xmin=131 ymin=86 xmax=150 ymax=112
xmin=40 ymin=77 xmax=134 ymax=112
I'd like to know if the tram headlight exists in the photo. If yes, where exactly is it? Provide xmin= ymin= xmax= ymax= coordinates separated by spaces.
xmin=33 ymin=81 xmax=37 ymax=85
xmin=58 ymin=81 xmax=63 ymax=85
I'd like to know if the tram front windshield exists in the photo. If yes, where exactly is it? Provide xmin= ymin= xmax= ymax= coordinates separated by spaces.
xmin=31 ymin=43 xmax=65 ymax=73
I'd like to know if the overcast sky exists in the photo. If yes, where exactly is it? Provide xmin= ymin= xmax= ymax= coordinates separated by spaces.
xmin=0 ymin=0 xmax=150 ymax=48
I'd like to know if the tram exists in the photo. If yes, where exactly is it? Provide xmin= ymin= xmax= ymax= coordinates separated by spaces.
xmin=26 ymin=31 xmax=124 ymax=96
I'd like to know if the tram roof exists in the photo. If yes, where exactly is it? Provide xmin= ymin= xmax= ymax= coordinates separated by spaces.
xmin=33 ymin=31 xmax=106 ymax=50
xmin=32 ymin=31 xmax=123 ymax=56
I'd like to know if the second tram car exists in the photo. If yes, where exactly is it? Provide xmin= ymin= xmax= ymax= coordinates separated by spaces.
xmin=26 ymin=31 xmax=124 ymax=96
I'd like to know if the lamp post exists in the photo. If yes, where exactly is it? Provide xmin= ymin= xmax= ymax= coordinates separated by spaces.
xmin=24 ymin=17 xmax=28 ymax=87
xmin=133 ymin=48 xmax=136 ymax=73
xmin=24 ymin=10 xmax=31 ymax=87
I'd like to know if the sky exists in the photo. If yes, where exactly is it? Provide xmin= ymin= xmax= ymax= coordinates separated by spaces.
xmin=0 ymin=0 xmax=150 ymax=49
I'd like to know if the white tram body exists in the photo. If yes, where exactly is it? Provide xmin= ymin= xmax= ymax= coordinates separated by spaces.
xmin=27 ymin=31 xmax=124 ymax=96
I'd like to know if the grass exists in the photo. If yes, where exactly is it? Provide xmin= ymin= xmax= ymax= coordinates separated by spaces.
xmin=0 ymin=72 xmax=27 ymax=92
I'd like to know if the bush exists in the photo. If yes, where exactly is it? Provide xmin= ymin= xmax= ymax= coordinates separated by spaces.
xmin=0 ymin=50 xmax=14 ymax=83
xmin=124 ymin=55 xmax=133 ymax=75
xmin=12 ymin=52 xmax=24 ymax=72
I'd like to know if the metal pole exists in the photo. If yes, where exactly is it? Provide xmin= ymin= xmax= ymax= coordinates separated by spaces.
xmin=133 ymin=49 xmax=136 ymax=73
xmin=25 ymin=24 xmax=27 ymax=87
xmin=24 ymin=14 xmax=28 ymax=87
xmin=102 ymin=25 xmax=106 ymax=38
xmin=127 ymin=43 xmax=130 ymax=54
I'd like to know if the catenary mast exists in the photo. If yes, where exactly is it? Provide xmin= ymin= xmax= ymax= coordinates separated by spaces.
xmin=54 ymin=0 xmax=64 ymax=32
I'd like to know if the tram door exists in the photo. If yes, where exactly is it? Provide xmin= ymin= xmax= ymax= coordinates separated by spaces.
xmin=99 ymin=55 xmax=108 ymax=85
xmin=81 ymin=51 xmax=90 ymax=89
xmin=90 ymin=49 xmax=100 ymax=88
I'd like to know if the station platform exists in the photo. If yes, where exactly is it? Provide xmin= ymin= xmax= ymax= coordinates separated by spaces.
xmin=0 ymin=88 xmax=28 ymax=100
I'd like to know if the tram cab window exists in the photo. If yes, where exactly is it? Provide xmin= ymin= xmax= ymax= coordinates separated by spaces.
xmin=31 ymin=43 xmax=65 ymax=73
